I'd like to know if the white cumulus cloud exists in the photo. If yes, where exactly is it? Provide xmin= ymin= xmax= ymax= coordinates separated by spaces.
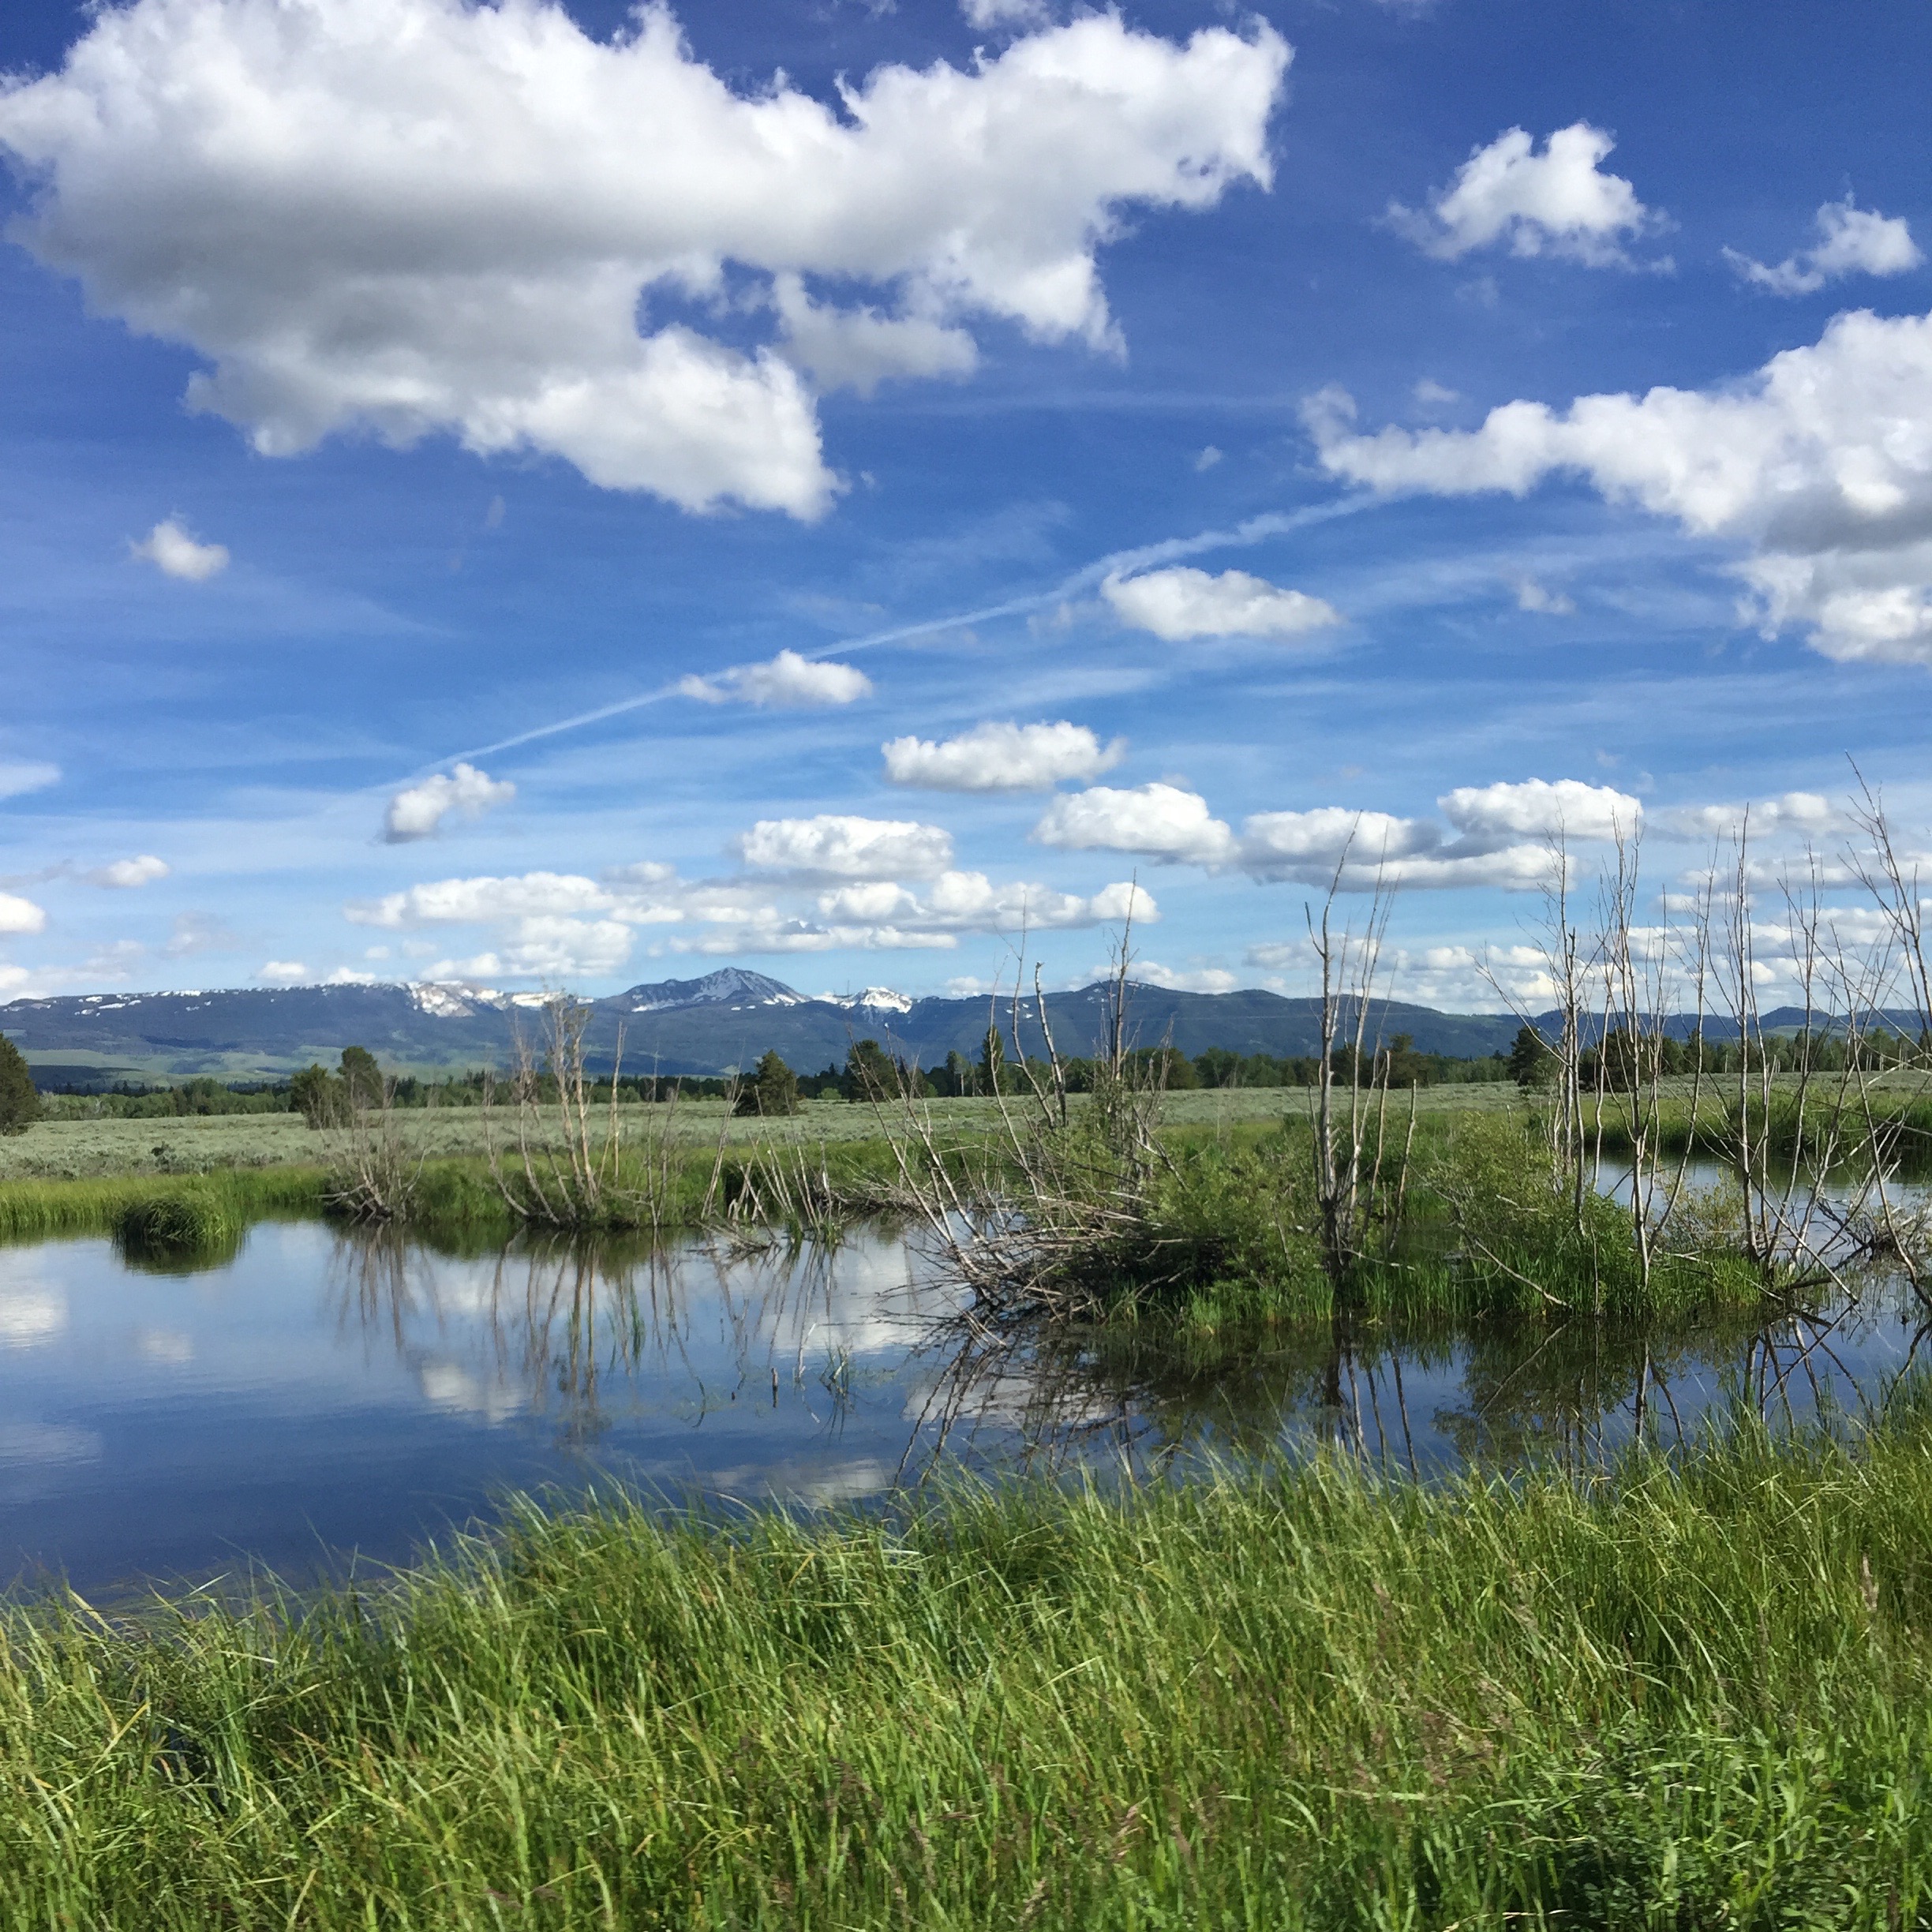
xmin=814 ymin=869 xmax=1155 ymax=937
xmin=1387 ymin=122 xmax=1663 ymax=268
xmin=1037 ymin=778 xmax=1655 ymax=894
xmin=349 ymin=871 xmax=611 ymax=928
xmin=0 ymin=1 xmax=1286 ymax=516
xmin=0 ymin=893 xmax=47 ymax=935
xmin=770 ymin=275 xmax=978 ymax=398
xmin=1727 ymin=197 xmax=1922 ymax=298
xmin=1103 ymin=566 xmax=1339 ymax=641
xmin=431 ymin=917 xmax=632 ymax=980
xmin=1438 ymin=777 xmax=1640 ymax=844
xmin=1240 ymin=807 xmax=1438 ymax=877
xmin=87 ymin=855 xmax=170 ymax=888
xmin=881 ymin=720 xmax=1123 ymax=791
xmin=1651 ymin=791 xmax=1837 ymax=841
xmin=736 ymin=815 xmax=954 ymax=880
xmin=1305 ymin=306 xmax=1932 ymax=666
xmin=383 ymin=762 xmax=516 ymax=843
xmin=680 ymin=650 xmax=872 ymax=708
xmin=129 ymin=518 xmax=229 ymax=581
xmin=259 ymin=960 xmax=308 ymax=984
xmin=1033 ymin=782 xmax=1237 ymax=865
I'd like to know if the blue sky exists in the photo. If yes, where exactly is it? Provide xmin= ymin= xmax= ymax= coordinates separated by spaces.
xmin=2 ymin=0 xmax=1930 ymax=1010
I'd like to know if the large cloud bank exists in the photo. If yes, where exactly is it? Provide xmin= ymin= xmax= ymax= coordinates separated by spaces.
xmin=0 ymin=0 xmax=1286 ymax=515
xmin=1306 ymin=306 xmax=1932 ymax=665
xmin=345 ymin=848 xmax=1156 ymax=972
xmin=1035 ymin=776 xmax=1642 ymax=889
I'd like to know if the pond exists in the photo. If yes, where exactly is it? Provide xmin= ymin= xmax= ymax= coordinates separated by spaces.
xmin=1 ymin=1217 xmax=1926 ymax=1598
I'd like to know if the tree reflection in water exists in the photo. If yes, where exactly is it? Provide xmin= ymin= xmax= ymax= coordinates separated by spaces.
xmin=326 ymin=1222 xmax=946 ymax=1451
xmin=327 ymin=1222 xmax=1929 ymax=1485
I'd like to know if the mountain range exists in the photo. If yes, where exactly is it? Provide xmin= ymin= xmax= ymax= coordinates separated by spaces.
xmin=2 ymin=968 xmax=1858 ymax=1089
xmin=2 ymin=968 xmax=1529 ymax=1087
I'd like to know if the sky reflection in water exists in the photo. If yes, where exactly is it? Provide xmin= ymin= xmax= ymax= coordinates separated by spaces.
xmin=0 ymin=1217 xmax=1925 ymax=1598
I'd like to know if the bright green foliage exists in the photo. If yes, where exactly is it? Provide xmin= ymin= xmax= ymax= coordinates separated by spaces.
xmin=0 ymin=1035 xmax=39 ymax=1136
xmin=735 ymin=1048 xmax=802 ymax=1117
xmin=6 ymin=1423 xmax=1932 ymax=1925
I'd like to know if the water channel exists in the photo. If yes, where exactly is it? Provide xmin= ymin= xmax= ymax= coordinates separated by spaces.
xmin=1 ymin=1212 xmax=1926 ymax=1598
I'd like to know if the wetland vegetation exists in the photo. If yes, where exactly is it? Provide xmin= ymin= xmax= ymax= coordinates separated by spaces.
xmin=13 ymin=802 xmax=1932 ymax=1923
xmin=9 ymin=1416 xmax=1932 ymax=1927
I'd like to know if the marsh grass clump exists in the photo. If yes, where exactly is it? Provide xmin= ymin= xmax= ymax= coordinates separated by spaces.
xmin=111 ymin=1187 xmax=243 ymax=1269
xmin=0 ymin=1168 xmax=323 ymax=1248
xmin=1406 ymin=1113 xmax=1772 ymax=1320
xmin=8 ymin=1419 xmax=1932 ymax=1926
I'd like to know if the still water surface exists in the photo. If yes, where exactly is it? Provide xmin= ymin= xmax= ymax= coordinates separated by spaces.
xmin=0 ymin=1217 xmax=1925 ymax=1597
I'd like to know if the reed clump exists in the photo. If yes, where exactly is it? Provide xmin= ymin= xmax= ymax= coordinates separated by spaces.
xmin=6 ymin=1417 xmax=1932 ymax=1926
xmin=110 ymin=1185 xmax=241 ymax=1266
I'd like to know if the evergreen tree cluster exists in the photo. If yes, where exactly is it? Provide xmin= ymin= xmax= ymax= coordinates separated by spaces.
xmin=0 ymin=1035 xmax=40 ymax=1136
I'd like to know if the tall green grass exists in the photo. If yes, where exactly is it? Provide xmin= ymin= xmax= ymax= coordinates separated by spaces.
xmin=0 ymin=1139 xmax=930 ymax=1255
xmin=0 ymin=1166 xmax=326 ymax=1245
xmin=1047 ymin=1114 xmax=1773 ymax=1333
xmin=8 ymin=1417 xmax=1932 ymax=1926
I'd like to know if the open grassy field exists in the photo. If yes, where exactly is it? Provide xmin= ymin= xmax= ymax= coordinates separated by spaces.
xmin=8 ymin=1414 xmax=1932 ymax=1927
xmin=0 ymin=1084 xmax=1534 ymax=1182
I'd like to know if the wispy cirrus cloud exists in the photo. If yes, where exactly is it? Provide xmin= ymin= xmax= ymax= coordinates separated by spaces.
xmin=85 ymin=855 xmax=170 ymax=888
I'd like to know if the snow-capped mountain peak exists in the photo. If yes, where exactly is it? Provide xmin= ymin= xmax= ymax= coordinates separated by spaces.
xmin=612 ymin=968 xmax=806 ymax=1014
xmin=827 ymin=986 xmax=914 ymax=1016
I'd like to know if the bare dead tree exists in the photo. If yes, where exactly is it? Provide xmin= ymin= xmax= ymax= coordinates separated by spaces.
xmin=324 ymin=1067 xmax=427 ymax=1222
xmin=1304 ymin=829 xmax=1399 ymax=1287
xmin=481 ymin=998 xmax=676 ymax=1230
xmin=880 ymin=900 xmax=1189 ymax=1323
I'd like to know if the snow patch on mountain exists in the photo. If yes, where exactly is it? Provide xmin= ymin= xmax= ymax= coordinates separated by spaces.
xmin=616 ymin=969 xmax=807 ymax=1013
xmin=827 ymin=986 xmax=914 ymax=1015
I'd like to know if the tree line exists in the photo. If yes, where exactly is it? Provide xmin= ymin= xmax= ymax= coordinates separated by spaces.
xmin=13 ymin=1028 xmax=1527 ymax=1135
xmin=1508 ymin=1022 xmax=1932 ymax=1091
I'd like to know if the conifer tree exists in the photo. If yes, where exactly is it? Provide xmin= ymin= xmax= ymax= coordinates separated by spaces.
xmin=735 ymin=1048 xmax=801 ymax=1117
xmin=0 ymin=1035 xmax=40 ymax=1136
